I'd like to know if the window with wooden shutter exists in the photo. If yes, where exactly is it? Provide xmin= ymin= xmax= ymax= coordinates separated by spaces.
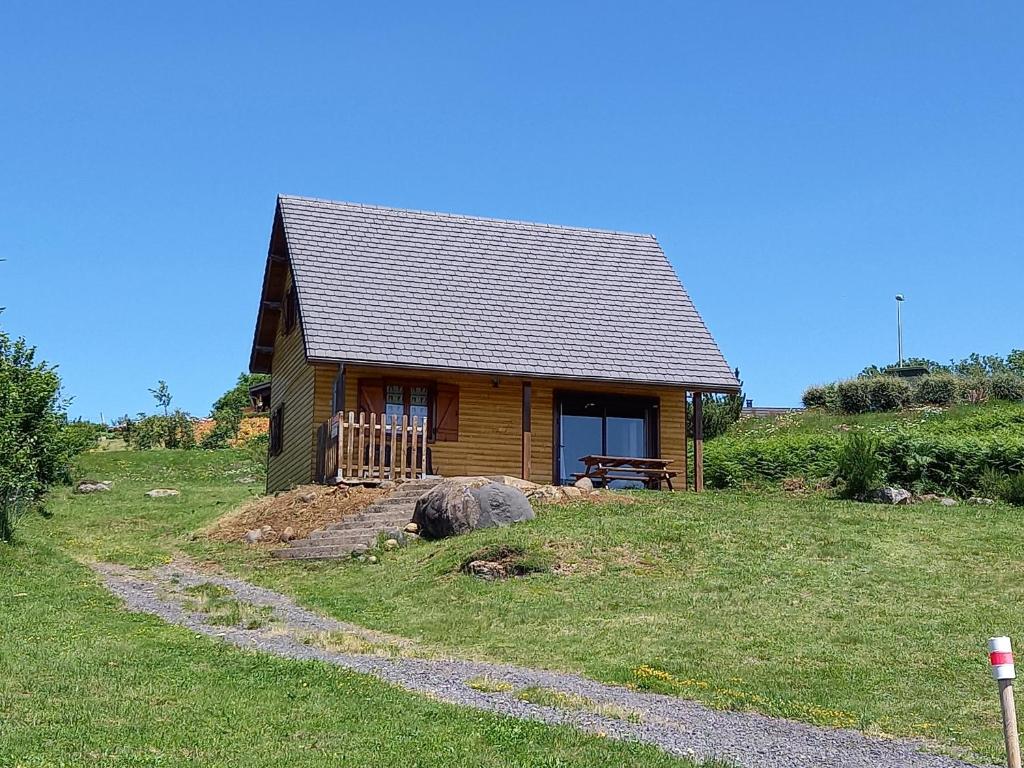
xmin=434 ymin=383 xmax=459 ymax=442
xmin=357 ymin=378 xmax=385 ymax=416
xmin=269 ymin=404 xmax=284 ymax=456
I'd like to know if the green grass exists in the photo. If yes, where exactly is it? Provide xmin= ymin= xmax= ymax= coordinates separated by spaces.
xmin=2 ymin=450 xmax=704 ymax=768
xmin=19 ymin=448 xmax=1023 ymax=762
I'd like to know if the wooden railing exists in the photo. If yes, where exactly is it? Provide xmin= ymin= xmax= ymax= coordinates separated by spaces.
xmin=317 ymin=411 xmax=429 ymax=484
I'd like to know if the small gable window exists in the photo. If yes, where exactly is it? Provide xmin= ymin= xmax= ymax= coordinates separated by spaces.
xmin=283 ymin=287 xmax=297 ymax=335
xmin=269 ymin=404 xmax=284 ymax=456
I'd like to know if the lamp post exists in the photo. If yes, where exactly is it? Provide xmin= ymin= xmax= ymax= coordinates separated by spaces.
xmin=895 ymin=294 xmax=905 ymax=368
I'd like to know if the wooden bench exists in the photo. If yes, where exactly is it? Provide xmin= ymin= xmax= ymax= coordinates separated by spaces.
xmin=574 ymin=455 xmax=677 ymax=491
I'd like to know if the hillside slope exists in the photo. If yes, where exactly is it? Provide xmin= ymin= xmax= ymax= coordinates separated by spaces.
xmin=705 ymin=401 xmax=1024 ymax=494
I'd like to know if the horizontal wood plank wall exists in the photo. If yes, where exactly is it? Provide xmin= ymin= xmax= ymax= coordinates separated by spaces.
xmin=342 ymin=365 xmax=522 ymax=478
xmin=339 ymin=365 xmax=686 ymax=484
xmin=267 ymin=270 xmax=316 ymax=492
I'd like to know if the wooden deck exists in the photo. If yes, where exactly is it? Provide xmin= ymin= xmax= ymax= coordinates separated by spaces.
xmin=316 ymin=411 xmax=429 ymax=484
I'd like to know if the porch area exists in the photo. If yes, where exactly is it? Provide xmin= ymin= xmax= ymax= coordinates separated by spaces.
xmin=315 ymin=411 xmax=430 ymax=484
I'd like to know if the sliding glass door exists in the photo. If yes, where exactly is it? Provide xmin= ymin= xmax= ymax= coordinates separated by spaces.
xmin=556 ymin=393 xmax=659 ymax=485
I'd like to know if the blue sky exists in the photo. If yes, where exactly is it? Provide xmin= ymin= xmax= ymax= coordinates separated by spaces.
xmin=2 ymin=2 xmax=1021 ymax=420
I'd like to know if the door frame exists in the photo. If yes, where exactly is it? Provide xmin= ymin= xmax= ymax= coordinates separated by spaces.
xmin=551 ymin=390 xmax=661 ymax=485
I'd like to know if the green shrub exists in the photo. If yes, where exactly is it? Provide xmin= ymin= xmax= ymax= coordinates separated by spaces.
xmin=912 ymin=373 xmax=960 ymax=406
xmin=991 ymin=373 xmax=1024 ymax=402
xmin=200 ymin=408 xmax=243 ymax=449
xmin=977 ymin=467 xmax=1009 ymax=500
xmin=836 ymin=379 xmax=871 ymax=414
xmin=123 ymin=411 xmax=195 ymax=451
xmin=0 ymin=330 xmax=78 ymax=542
xmin=1004 ymin=473 xmax=1024 ymax=506
xmin=802 ymin=385 xmax=836 ymax=410
xmin=834 ymin=432 xmax=882 ymax=498
xmin=62 ymin=420 xmax=106 ymax=454
xmin=866 ymin=376 xmax=912 ymax=412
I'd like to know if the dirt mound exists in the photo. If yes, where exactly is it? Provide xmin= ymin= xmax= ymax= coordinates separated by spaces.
xmin=204 ymin=484 xmax=385 ymax=544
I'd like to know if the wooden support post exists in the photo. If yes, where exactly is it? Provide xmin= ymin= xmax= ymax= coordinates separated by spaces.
xmin=693 ymin=391 xmax=704 ymax=493
xmin=522 ymin=382 xmax=532 ymax=481
xmin=680 ymin=390 xmax=688 ymax=492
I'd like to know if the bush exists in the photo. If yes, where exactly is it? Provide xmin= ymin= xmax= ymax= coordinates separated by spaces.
xmin=866 ymin=376 xmax=913 ymax=412
xmin=1004 ymin=474 xmax=1024 ymax=506
xmin=0 ymin=331 xmax=77 ymax=542
xmin=200 ymin=408 xmax=243 ymax=449
xmin=63 ymin=420 xmax=106 ymax=454
xmin=834 ymin=432 xmax=882 ymax=498
xmin=835 ymin=379 xmax=871 ymax=414
xmin=912 ymin=373 xmax=960 ymax=406
xmin=802 ymin=385 xmax=836 ymax=410
xmin=991 ymin=373 xmax=1024 ymax=402
xmin=123 ymin=411 xmax=196 ymax=450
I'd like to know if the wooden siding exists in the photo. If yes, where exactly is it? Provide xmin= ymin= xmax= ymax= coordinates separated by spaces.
xmin=266 ymin=270 xmax=316 ymax=492
xmin=330 ymin=365 xmax=687 ymax=484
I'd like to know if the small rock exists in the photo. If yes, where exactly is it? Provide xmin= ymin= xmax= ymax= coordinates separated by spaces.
xmin=351 ymin=544 xmax=368 ymax=557
xmin=145 ymin=488 xmax=179 ymax=498
xmin=76 ymin=480 xmax=111 ymax=494
xmin=235 ymin=476 xmax=257 ymax=485
xmin=466 ymin=560 xmax=508 ymax=581
xmin=940 ymin=497 xmax=958 ymax=507
xmin=243 ymin=528 xmax=264 ymax=544
xmin=384 ymin=538 xmax=399 ymax=550
xmin=869 ymin=487 xmax=912 ymax=505
xmin=298 ymin=491 xmax=316 ymax=503
xmin=404 ymin=522 xmax=420 ymax=534
xmin=573 ymin=476 xmax=594 ymax=492
xmin=281 ymin=526 xmax=296 ymax=542
xmin=367 ymin=555 xmax=378 ymax=564
xmin=968 ymin=497 xmax=995 ymax=505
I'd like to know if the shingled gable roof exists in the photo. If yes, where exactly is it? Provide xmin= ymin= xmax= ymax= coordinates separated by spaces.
xmin=250 ymin=195 xmax=739 ymax=392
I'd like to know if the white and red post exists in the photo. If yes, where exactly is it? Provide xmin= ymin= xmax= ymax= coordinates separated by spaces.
xmin=990 ymin=636 xmax=1022 ymax=768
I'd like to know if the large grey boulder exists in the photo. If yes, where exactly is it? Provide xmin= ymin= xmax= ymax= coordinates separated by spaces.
xmin=412 ymin=478 xmax=535 ymax=540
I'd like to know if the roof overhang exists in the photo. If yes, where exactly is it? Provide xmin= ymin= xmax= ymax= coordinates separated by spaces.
xmin=248 ymin=202 xmax=291 ymax=374
xmin=307 ymin=356 xmax=741 ymax=394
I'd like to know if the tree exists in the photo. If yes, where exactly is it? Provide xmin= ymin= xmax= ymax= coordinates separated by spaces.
xmin=210 ymin=373 xmax=270 ymax=417
xmin=0 ymin=329 xmax=74 ymax=541
xmin=859 ymin=358 xmax=946 ymax=378
xmin=201 ymin=373 xmax=270 ymax=449
xmin=149 ymin=380 xmax=172 ymax=416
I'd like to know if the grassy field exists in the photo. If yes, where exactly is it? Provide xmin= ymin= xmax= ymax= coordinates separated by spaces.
xmin=10 ymin=448 xmax=1024 ymax=763
xmin=1 ymin=450 xmax=704 ymax=768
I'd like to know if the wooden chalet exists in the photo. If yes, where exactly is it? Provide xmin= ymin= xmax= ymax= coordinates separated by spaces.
xmin=250 ymin=196 xmax=739 ymax=493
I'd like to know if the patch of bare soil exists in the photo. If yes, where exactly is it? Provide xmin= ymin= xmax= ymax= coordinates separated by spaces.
xmin=203 ymin=484 xmax=385 ymax=544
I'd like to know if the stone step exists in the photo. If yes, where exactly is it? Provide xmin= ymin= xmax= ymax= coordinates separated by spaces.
xmin=306 ymin=520 xmax=409 ymax=541
xmin=287 ymin=533 xmax=373 ymax=550
xmin=325 ymin=509 xmax=413 ymax=530
xmin=273 ymin=477 xmax=438 ymax=560
xmin=274 ymin=544 xmax=367 ymax=560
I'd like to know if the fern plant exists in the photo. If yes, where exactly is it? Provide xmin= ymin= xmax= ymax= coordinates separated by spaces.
xmin=834 ymin=432 xmax=882 ymax=499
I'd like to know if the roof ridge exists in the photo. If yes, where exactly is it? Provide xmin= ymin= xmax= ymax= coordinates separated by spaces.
xmin=277 ymin=194 xmax=657 ymax=240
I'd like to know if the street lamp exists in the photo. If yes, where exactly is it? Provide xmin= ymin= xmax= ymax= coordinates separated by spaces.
xmin=895 ymin=294 xmax=905 ymax=368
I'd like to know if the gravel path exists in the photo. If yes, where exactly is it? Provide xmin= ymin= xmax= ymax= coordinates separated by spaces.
xmin=94 ymin=560 xmax=991 ymax=768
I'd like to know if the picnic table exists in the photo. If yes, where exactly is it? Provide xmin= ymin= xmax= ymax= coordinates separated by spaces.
xmin=573 ymin=455 xmax=677 ymax=490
